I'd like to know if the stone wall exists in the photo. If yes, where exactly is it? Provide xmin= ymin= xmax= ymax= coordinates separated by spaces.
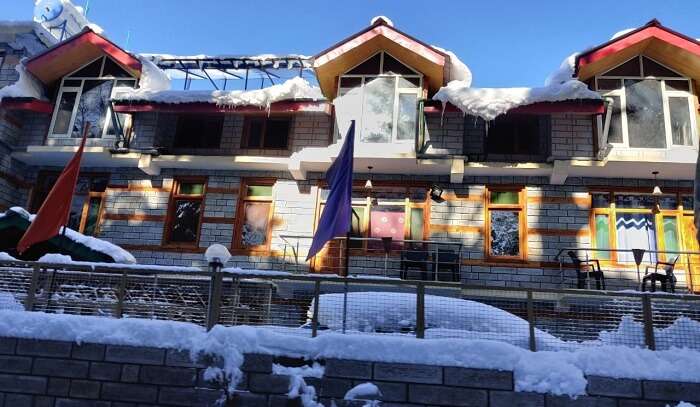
xmin=0 ymin=336 xmax=697 ymax=407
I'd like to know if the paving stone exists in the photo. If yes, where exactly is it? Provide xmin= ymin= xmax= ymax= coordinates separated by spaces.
xmin=248 ymin=373 xmax=291 ymax=394
xmin=587 ymin=376 xmax=642 ymax=398
xmin=325 ymin=359 xmax=372 ymax=379
xmin=241 ymin=353 xmax=273 ymax=373
xmin=444 ymin=367 xmax=513 ymax=390
xmin=47 ymin=377 xmax=71 ymax=397
xmin=490 ymin=391 xmax=544 ymax=407
xmin=33 ymin=358 xmax=89 ymax=378
xmin=101 ymin=382 xmax=159 ymax=403
xmin=408 ymin=384 xmax=487 ymax=406
xmin=0 ymin=373 xmax=47 ymax=394
xmin=643 ymin=380 xmax=700 ymax=402
xmin=139 ymin=365 xmax=197 ymax=386
xmin=546 ymin=394 xmax=618 ymax=407
xmin=0 ymin=355 xmax=32 ymax=374
xmin=16 ymin=338 xmax=72 ymax=358
xmin=69 ymin=379 xmax=101 ymax=399
xmin=89 ymin=362 xmax=121 ymax=381
xmin=71 ymin=343 xmax=105 ymax=361
xmin=374 ymin=362 xmax=442 ymax=384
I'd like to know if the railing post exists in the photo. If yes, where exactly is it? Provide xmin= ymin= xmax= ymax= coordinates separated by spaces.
xmin=114 ymin=270 xmax=127 ymax=318
xmin=24 ymin=265 xmax=40 ymax=312
xmin=641 ymin=294 xmax=656 ymax=350
xmin=342 ymin=280 xmax=348 ymax=334
xmin=416 ymin=282 xmax=425 ymax=339
xmin=311 ymin=280 xmax=321 ymax=338
xmin=527 ymin=290 xmax=537 ymax=352
xmin=206 ymin=272 xmax=223 ymax=331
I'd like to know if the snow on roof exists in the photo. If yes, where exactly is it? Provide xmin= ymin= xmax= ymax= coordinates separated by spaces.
xmin=0 ymin=62 xmax=46 ymax=102
xmin=610 ymin=28 xmax=637 ymax=40
xmin=370 ymin=16 xmax=394 ymax=27
xmin=432 ymin=45 xmax=472 ymax=86
xmin=1 ymin=207 xmax=137 ymax=264
xmin=113 ymin=76 xmax=324 ymax=108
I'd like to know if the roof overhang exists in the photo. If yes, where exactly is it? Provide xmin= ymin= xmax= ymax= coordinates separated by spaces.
xmin=423 ymin=100 xmax=604 ymax=115
xmin=313 ymin=21 xmax=447 ymax=99
xmin=0 ymin=98 xmax=53 ymax=114
xmin=576 ymin=20 xmax=700 ymax=82
xmin=25 ymin=28 xmax=142 ymax=85
xmin=112 ymin=100 xmax=332 ymax=114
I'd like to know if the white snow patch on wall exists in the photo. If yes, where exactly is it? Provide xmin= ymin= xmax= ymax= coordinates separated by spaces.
xmin=273 ymin=362 xmax=325 ymax=378
xmin=0 ymin=62 xmax=45 ymax=101
xmin=344 ymin=382 xmax=381 ymax=400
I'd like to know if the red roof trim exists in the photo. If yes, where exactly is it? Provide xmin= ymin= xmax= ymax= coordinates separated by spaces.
xmin=25 ymin=28 xmax=142 ymax=80
xmin=576 ymin=21 xmax=700 ymax=75
xmin=424 ymin=100 xmax=604 ymax=116
xmin=113 ymin=100 xmax=331 ymax=114
xmin=0 ymin=99 xmax=54 ymax=114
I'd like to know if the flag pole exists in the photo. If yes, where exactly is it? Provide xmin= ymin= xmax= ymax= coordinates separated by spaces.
xmin=344 ymin=231 xmax=350 ymax=277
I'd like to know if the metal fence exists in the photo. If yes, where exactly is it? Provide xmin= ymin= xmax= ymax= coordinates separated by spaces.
xmin=1 ymin=259 xmax=699 ymax=351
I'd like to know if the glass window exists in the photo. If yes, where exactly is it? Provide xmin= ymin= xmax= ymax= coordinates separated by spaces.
xmin=349 ymin=206 xmax=366 ymax=248
xmin=72 ymin=58 xmax=103 ymax=77
xmin=264 ymin=119 xmax=290 ymax=149
xmin=591 ymin=193 xmax=611 ymax=208
xmin=642 ymin=57 xmax=681 ymax=77
xmin=82 ymin=196 xmax=102 ymax=236
xmin=382 ymin=53 xmax=415 ymax=75
xmin=52 ymin=91 xmax=78 ymax=135
xmin=597 ymin=78 xmax=621 ymax=90
xmin=101 ymin=57 xmax=131 ymax=78
xmin=409 ymin=207 xmax=424 ymax=241
xmin=397 ymin=93 xmax=417 ymax=141
xmin=347 ymin=53 xmax=381 ymax=75
xmin=243 ymin=117 xmax=290 ymax=149
xmin=490 ymin=191 xmax=519 ymax=205
xmin=486 ymin=114 xmax=545 ymax=155
xmin=169 ymin=200 xmax=202 ymax=243
xmin=625 ymin=79 xmax=666 ymax=148
xmin=247 ymin=185 xmax=273 ymax=197
xmin=606 ymin=95 xmax=623 ymax=143
xmin=490 ymin=211 xmax=520 ymax=257
xmin=174 ymin=115 xmax=223 ymax=149
xmin=72 ymin=80 xmax=114 ymax=138
xmin=682 ymin=195 xmax=694 ymax=210
xmin=179 ymin=182 xmax=205 ymax=195
xmin=669 ymin=97 xmax=693 ymax=146
xmin=615 ymin=213 xmax=657 ymax=263
xmin=241 ymin=202 xmax=271 ymax=248
xmin=594 ymin=214 xmax=611 ymax=260
xmin=662 ymin=216 xmax=680 ymax=253
xmin=615 ymin=194 xmax=655 ymax=209
xmin=665 ymin=80 xmax=690 ymax=92
xmin=604 ymin=58 xmax=641 ymax=76
xmin=361 ymin=77 xmax=395 ymax=143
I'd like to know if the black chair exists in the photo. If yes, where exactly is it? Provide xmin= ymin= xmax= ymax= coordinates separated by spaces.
xmin=433 ymin=247 xmax=460 ymax=282
xmin=568 ymin=251 xmax=606 ymax=290
xmin=400 ymin=245 xmax=431 ymax=280
xmin=642 ymin=256 xmax=678 ymax=293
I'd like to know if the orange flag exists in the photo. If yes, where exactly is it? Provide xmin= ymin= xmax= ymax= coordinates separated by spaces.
xmin=17 ymin=126 xmax=89 ymax=254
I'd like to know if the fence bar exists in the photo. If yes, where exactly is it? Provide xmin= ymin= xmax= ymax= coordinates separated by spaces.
xmin=311 ymin=280 xmax=321 ymax=338
xmin=342 ymin=280 xmax=348 ymax=334
xmin=416 ymin=282 xmax=425 ymax=339
xmin=527 ymin=290 xmax=537 ymax=352
xmin=206 ymin=272 xmax=223 ymax=331
xmin=24 ymin=265 xmax=40 ymax=312
xmin=114 ymin=270 xmax=127 ymax=318
xmin=641 ymin=294 xmax=656 ymax=350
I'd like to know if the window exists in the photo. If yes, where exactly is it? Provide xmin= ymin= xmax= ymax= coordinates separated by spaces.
xmin=485 ymin=188 xmax=525 ymax=260
xmin=242 ymin=117 xmax=290 ymax=149
xmin=173 ymin=115 xmax=223 ymax=148
xmin=335 ymin=51 xmax=422 ymax=143
xmin=596 ymin=56 xmax=696 ymax=148
xmin=49 ymin=56 xmax=137 ymax=139
xmin=235 ymin=181 xmax=274 ymax=250
xmin=165 ymin=179 xmax=206 ymax=245
xmin=485 ymin=114 xmax=549 ymax=156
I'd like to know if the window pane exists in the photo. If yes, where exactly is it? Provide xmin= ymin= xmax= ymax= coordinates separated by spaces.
xmin=606 ymin=95 xmax=623 ymax=143
xmin=53 ymin=91 xmax=77 ymax=135
xmin=264 ymin=119 xmax=290 ymax=149
xmin=595 ymin=214 xmax=611 ymax=260
xmin=615 ymin=213 xmax=657 ymax=263
xmin=642 ymin=57 xmax=680 ymax=78
xmin=490 ymin=191 xmax=519 ymax=205
xmin=174 ymin=115 xmax=223 ymax=148
xmin=682 ymin=195 xmax=694 ymax=210
xmin=63 ymin=79 xmax=82 ymax=87
xmin=486 ymin=114 xmax=542 ymax=155
xmin=247 ymin=185 xmax=273 ymax=197
xmin=115 ymin=79 xmax=138 ymax=88
xmin=350 ymin=206 xmax=365 ymax=248
xmin=615 ymin=194 xmax=655 ymax=209
xmin=490 ymin=211 xmax=520 ymax=256
xmin=361 ymin=77 xmax=394 ymax=143
xmin=604 ymin=58 xmax=641 ymax=76
xmin=72 ymin=80 xmax=114 ymax=138
xmin=597 ymin=78 xmax=621 ymax=90
xmin=369 ymin=206 xmax=405 ymax=250
xmin=169 ymin=200 xmax=201 ymax=243
xmin=245 ymin=119 xmax=264 ymax=148
xmin=179 ymin=182 xmax=205 ymax=195
xmin=669 ymin=97 xmax=693 ymax=146
xmin=397 ymin=76 xmax=420 ymax=88
xmin=105 ymin=109 xmax=129 ymax=137
xmin=663 ymin=216 xmax=679 ymax=253
xmin=339 ymin=77 xmax=362 ymax=88
xmin=659 ymin=195 xmax=678 ymax=210
xmin=665 ymin=80 xmax=690 ymax=92
xmin=89 ymin=176 xmax=109 ymax=192
xmin=241 ymin=202 xmax=271 ymax=247
xmin=624 ymin=79 xmax=666 ymax=148
xmin=70 ymin=58 xmax=103 ymax=77
xmin=397 ymin=93 xmax=417 ymax=141
xmin=83 ymin=197 xmax=102 ymax=236
xmin=382 ymin=53 xmax=415 ymax=75
xmin=409 ymin=207 xmax=424 ymax=241
xmin=102 ymin=57 xmax=132 ymax=77
xmin=347 ymin=53 xmax=381 ymax=75
xmin=591 ymin=193 xmax=611 ymax=208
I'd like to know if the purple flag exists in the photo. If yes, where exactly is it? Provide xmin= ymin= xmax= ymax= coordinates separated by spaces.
xmin=306 ymin=121 xmax=355 ymax=261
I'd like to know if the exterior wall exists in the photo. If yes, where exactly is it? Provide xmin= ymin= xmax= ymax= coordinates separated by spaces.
xmin=0 ymin=113 xmax=30 ymax=211
xmin=550 ymin=113 xmax=595 ymax=159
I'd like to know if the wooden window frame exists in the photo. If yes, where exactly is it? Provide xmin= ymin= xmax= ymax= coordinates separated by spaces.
xmin=241 ymin=116 xmax=291 ymax=150
xmin=233 ymin=178 xmax=276 ymax=253
xmin=162 ymin=177 xmax=207 ymax=247
xmin=484 ymin=186 xmax=527 ymax=262
xmin=78 ymin=191 xmax=106 ymax=236
xmin=173 ymin=114 xmax=224 ymax=149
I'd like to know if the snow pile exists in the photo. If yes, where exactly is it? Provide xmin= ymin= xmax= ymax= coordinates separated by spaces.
xmin=1 ymin=207 xmax=136 ymax=264
xmin=273 ymin=362 xmax=325 ymax=378
xmin=0 ymin=63 xmax=45 ymax=102
xmin=135 ymin=55 xmax=171 ymax=92
xmin=0 ymin=293 xmax=23 ymax=311
xmin=544 ymin=53 xmax=578 ymax=86
xmin=0 ymin=252 xmax=17 ymax=261
xmin=113 ymin=76 xmax=324 ymax=109
xmin=38 ymin=253 xmax=73 ymax=263
xmin=432 ymin=46 xmax=472 ymax=86
xmin=371 ymin=16 xmax=394 ymax=27
xmin=610 ymin=28 xmax=636 ymax=40
xmin=598 ymin=315 xmax=700 ymax=350
xmin=344 ymin=382 xmax=382 ymax=400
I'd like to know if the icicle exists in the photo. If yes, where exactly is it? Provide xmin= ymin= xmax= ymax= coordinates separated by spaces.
xmin=439 ymin=101 xmax=446 ymax=127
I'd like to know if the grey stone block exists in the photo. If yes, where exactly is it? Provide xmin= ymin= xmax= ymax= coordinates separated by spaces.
xmin=587 ymin=375 xmax=641 ymax=398
xmin=643 ymin=380 xmax=700 ymax=402
xmin=0 ymin=337 xmax=16 ymax=354
xmin=0 ymin=373 xmax=47 ymax=394
xmin=0 ymin=355 xmax=32 ymax=373
xmin=121 ymin=364 xmax=140 ymax=383
xmin=47 ymin=377 xmax=70 ymax=396
xmin=249 ymin=373 xmax=291 ymax=394
xmin=409 ymin=384 xmax=487 ymax=406
xmin=360 ymin=380 xmax=406 ymax=402
xmin=318 ymin=377 xmax=354 ymax=398
xmin=618 ymin=400 xmax=674 ymax=407
xmin=241 ymin=353 xmax=273 ymax=373
xmin=230 ymin=391 xmax=268 ymax=407
xmin=72 ymin=343 xmax=105 ymax=361
xmin=140 ymin=365 xmax=197 ymax=386
xmin=3 ymin=393 xmax=33 ymax=407
xmin=55 ymin=399 xmax=111 ymax=407
xmin=546 ymin=394 xmax=617 ymax=407
xmin=325 ymin=359 xmax=372 ymax=379
xmin=34 ymin=396 xmax=55 ymax=407
xmin=374 ymin=362 xmax=442 ymax=384
xmin=89 ymin=362 xmax=121 ymax=381
xmin=444 ymin=367 xmax=513 ymax=390
xmin=33 ymin=358 xmax=89 ymax=378
xmin=490 ymin=391 xmax=545 ymax=407
xmin=69 ymin=379 xmax=101 ymax=399
xmin=165 ymin=349 xmax=205 ymax=368
xmin=196 ymin=388 xmax=226 ymax=406
xmin=158 ymin=386 xmax=198 ymax=406
xmin=101 ymin=382 xmax=158 ymax=403
xmin=16 ymin=338 xmax=72 ymax=357
xmin=105 ymin=345 xmax=165 ymax=365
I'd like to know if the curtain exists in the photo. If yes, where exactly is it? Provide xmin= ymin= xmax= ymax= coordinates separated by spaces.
xmin=616 ymin=213 xmax=657 ymax=263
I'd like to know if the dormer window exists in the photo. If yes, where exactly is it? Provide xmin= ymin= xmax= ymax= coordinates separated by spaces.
xmin=596 ymin=56 xmax=696 ymax=149
xmin=335 ymin=51 xmax=422 ymax=143
xmin=48 ymin=56 xmax=137 ymax=139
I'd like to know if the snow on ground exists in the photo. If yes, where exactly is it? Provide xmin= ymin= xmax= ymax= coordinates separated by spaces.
xmin=1 ymin=207 xmax=136 ymax=264
xmin=0 ymin=252 xmax=17 ymax=261
xmin=0 ymin=63 xmax=45 ymax=102
xmin=1 ymin=310 xmax=700 ymax=397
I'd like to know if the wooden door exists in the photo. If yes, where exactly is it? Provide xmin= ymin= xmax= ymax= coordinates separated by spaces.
xmin=680 ymin=215 xmax=700 ymax=293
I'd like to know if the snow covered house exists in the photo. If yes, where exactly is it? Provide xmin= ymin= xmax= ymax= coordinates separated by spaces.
xmin=0 ymin=16 xmax=699 ymax=290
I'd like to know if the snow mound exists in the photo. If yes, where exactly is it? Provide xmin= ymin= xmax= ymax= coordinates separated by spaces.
xmin=432 ymin=45 xmax=472 ymax=86
xmin=544 ymin=53 xmax=578 ymax=86
xmin=2 ymin=207 xmax=136 ymax=264
xmin=38 ymin=253 xmax=73 ymax=263
xmin=273 ymin=362 xmax=325 ymax=378
xmin=113 ymin=76 xmax=324 ymax=109
xmin=610 ymin=28 xmax=636 ymax=40
xmin=0 ymin=62 xmax=45 ymax=101
xmin=371 ymin=16 xmax=394 ymax=27
xmin=433 ymin=78 xmax=600 ymax=121
xmin=598 ymin=315 xmax=700 ymax=350
xmin=0 ymin=252 xmax=17 ymax=261
xmin=136 ymin=55 xmax=171 ymax=92
xmin=0 ymin=292 xmax=22 ymax=311
xmin=345 ymin=382 xmax=382 ymax=400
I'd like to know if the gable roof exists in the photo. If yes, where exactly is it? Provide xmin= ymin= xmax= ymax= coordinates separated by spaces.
xmin=313 ymin=18 xmax=448 ymax=98
xmin=575 ymin=19 xmax=700 ymax=82
xmin=24 ymin=27 xmax=142 ymax=84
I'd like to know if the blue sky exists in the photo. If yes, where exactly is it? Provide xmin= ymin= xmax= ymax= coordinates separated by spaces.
xmin=6 ymin=0 xmax=700 ymax=87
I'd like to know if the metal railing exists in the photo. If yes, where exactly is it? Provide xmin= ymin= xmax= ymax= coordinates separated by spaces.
xmin=1 ymin=259 xmax=700 ymax=351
